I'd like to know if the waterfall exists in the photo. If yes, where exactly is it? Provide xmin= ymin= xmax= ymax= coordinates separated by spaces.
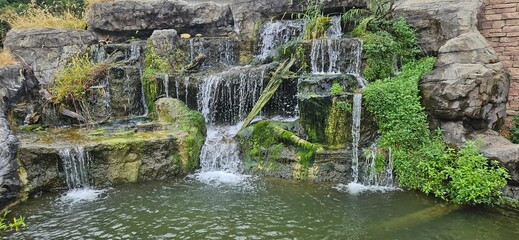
xmin=193 ymin=65 xmax=269 ymax=184
xmin=363 ymin=144 xmax=394 ymax=187
xmin=128 ymin=43 xmax=141 ymax=61
xmin=164 ymin=73 xmax=169 ymax=98
xmin=184 ymin=77 xmax=190 ymax=104
xmin=310 ymin=39 xmax=342 ymax=74
xmin=347 ymin=39 xmax=367 ymax=88
xmin=59 ymin=147 xmax=91 ymax=189
xmin=197 ymin=65 xmax=267 ymax=125
xmin=138 ymin=68 xmax=149 ymax=117
xmin=258 ymin=20 xmax=305 ymax=59
xmin=351 ymin=93 xmax=362 ymax=183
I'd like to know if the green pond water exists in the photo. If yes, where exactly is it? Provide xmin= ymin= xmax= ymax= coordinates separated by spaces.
xmin=3 ymin=177 xmax=519 ymax=239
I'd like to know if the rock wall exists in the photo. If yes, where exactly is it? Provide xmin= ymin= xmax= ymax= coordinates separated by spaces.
xmin=479 ymin=0 xmax=519 ymax=127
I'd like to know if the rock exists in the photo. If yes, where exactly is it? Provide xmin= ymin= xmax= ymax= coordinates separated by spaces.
xmin=155 ymin=98 xmax=207 ymax=172
xmin=470 ymin=130 xmax=519 ymax=198
xmin=0 ymin=118 xmax=20 ymax=207
xmin=0 ymin=65 xmax=28 ymax=208
xmin=195 ymin=34 xmax=202 ymax=38
xmin=149 ymin=29 xmax=180 ymax=55
xmin=421 ymin=62 xmax=508 ymax=131
xmin=395 ymin=0 xmax=484 ymax=54
xmin=4 ymin=28 xmax=97 ymax=85
xmin=180 ymin=33 xmax=191 ymax=39
xmin=86 ymin=0 xmax=234 ymax=37
xmin=436 ymin=32 xmax=499 ymax=66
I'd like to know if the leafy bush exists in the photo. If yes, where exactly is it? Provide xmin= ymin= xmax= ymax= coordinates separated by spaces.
xmin=343 ymin=0 xmax=420 ymax=81
xmin=329 ymin=82 xmax=344 ymax=95
xmin=363 ymin=58 xmax=510 ymax=205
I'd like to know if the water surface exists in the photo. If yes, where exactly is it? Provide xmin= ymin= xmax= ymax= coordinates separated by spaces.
xmin=3 ymin=178 xmax=519 ymax=239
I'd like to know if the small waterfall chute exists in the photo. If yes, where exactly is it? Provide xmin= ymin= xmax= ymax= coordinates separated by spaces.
xmin=58 ymin=146 xmax=106 ymax=203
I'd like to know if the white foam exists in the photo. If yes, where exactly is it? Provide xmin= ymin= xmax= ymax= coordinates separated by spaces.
xmin=190 ymin=171 xmax=253 ymax=187
xmin=333 ymin=183 xmax=400 ymax=195
xmin=58 ymin=188 xmax=107 ymax=204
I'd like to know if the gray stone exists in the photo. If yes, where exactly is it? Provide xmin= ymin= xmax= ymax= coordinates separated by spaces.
xmin=149 ymin=29 xmax=180 ymax=55
xmin=470 ymin=130 xmax=519 ymax=198
xmin=395 ymin=0 xmax=484 ymax=54
xmin=421 ymin=62 xmax=508 ymax=131
xmin=436 ymin=32 xmax=499 ymax=66
xmin=4 ymin=28 xmax=97 ymax=85
xmin=86 ymin=0 xmax=234 ymax=37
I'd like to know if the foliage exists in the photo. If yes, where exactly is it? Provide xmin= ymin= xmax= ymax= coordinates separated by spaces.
xmin=343 ymin=0 xmax=419 ymax=81
xmin=363 ymin=58 xmax=510 ymax=205
xmin=294 ymin=0 xmax=331 ymax=40
xmin=363 ymin=58 xmax=433 ymax=149
xmin=0 ymin=49 xmax=16 ymax=66
xmin=142 ymin=40 xmax=170 ymax=113
xmin=510 ymin=114 xmax=519 ymax=143
xmin=329 ymin=82 xmax=344 ymax=95
xmin=49 ymin=53 xmax=109 ymax=104
xmin=0 ymin=210 xmax=26 ymax=232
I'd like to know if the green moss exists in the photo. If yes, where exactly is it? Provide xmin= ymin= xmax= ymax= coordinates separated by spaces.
xmin=324 ymin=97 xmax=349 ymax=147
xmin=143 ymin=40 xmax=170 ymax=113
xmin=330 ymin=82 xmax=344 ymax=95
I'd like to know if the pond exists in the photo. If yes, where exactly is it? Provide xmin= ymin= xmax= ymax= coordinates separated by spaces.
xmin=3 ymin=176 xmax=519 ymax=239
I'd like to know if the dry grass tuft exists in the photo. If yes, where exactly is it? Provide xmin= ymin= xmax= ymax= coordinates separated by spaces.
xmin=2 ymin=4 xmax=85 ymax=29
xmin=0 ymin=50 xmax=17 ymax=66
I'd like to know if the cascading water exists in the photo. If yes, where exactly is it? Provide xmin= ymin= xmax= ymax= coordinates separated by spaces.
xmin=343 ymin=94 xmax=397 ymax=193
xmin=164 ymin=73 xmax=169 ymax=98
xmin=351 ymin=93 xmax=362 ymax=183
xmin=60 ymin=147 xmax=91 ymax=189
xmin=193 ymin=65 xmax=269 ymax=185
xmin=310 ymin=39 xmax=342 ymax=74
xmin=58 ymin=147 xmax=106 ymax=203
xmin=258 ymin=20 xmax=305 ymax=59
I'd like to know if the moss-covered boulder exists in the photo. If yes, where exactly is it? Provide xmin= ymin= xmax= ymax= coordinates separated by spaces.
xmin=14 ymin=98 xmax=206 ymax=197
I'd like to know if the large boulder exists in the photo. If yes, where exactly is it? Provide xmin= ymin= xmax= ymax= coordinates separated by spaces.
xmin=4 ymin=28 xmax=97 ymax=85
xmin=420 ymin=33 xmax=509 ymax=133
xmin=395 ymin=0 xmax=484 ymax=55
xmin=86 ymin=0 xmax=234 ymax=38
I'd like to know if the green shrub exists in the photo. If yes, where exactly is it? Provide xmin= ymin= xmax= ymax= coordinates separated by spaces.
xmin=363 ymin=58 xmax=509 ymax=205
xmin=329 ymin=82 xmax=344 ymax=95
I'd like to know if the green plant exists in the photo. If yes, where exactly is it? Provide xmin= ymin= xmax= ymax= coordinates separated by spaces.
xmin=0 ymin=210 xmax=26 ymax=232
xmin=363 ymin=58 xmax=510 ymax=205
xmin=142 ymin=40 xmax=170 ymax=112
xmin=343 ymin=0 xmax=419 ymax=81
xmin=510 ymin=114 xmax=519 ymax=143
xmin=330 ymin=82 xmax=344 ymax=95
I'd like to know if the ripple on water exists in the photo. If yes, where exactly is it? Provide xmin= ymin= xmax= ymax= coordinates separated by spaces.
xmin=57 ymin=188 xmax=107 ymax=205
xmin=333 ymin=182 xmax=401 ymax=195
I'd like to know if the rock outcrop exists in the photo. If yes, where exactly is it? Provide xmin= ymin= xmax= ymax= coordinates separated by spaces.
xmin=87 ymin=0 xmax=234 ymax=38
xmin=4 ymin=28 xmax=97 ymax=85
xmin=471 ymin=130 xmax=519 ymax=198
xmin=15 ymin=98 xmax=206 ymax=196
xmin=0 ymin=65 xmax=27 ymax=207
xmin=396 ymin=0 xmax=509 ymax=139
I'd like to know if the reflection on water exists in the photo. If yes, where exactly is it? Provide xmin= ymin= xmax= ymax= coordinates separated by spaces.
xmin=3 ymin=178 xmax=519 ymax=239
